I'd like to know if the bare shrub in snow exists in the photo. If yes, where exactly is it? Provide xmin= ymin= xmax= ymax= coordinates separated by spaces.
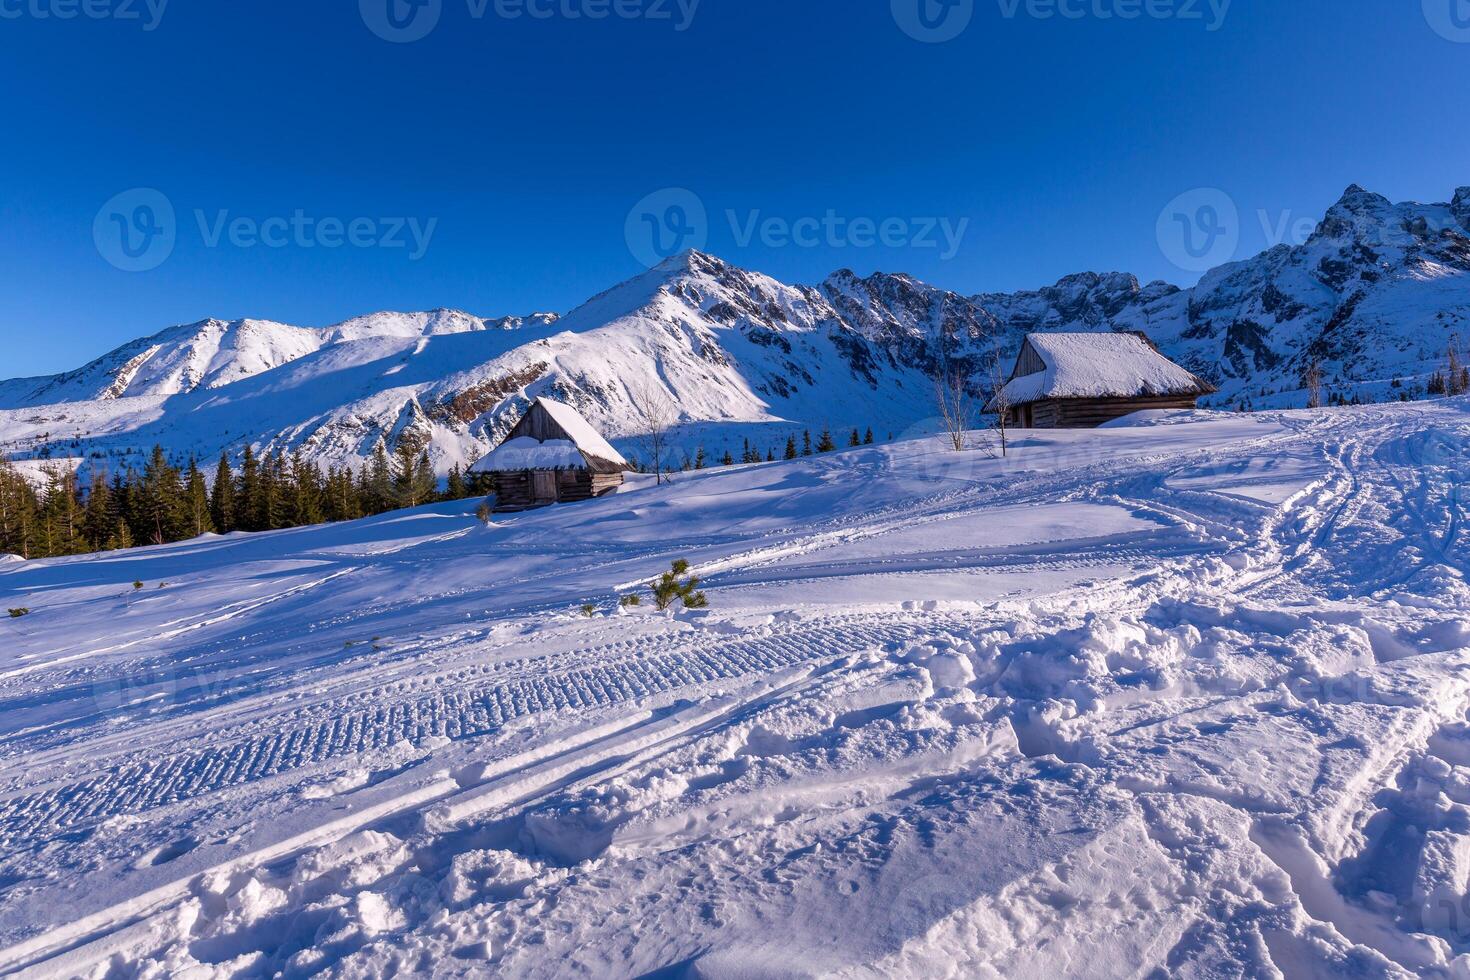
xmin=934 ymin=366 xmax=974 ymax=453
xmin=1303 ymin=358 xmax=1323 ymax=409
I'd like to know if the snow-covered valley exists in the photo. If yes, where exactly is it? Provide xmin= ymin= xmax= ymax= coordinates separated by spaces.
xmin=2 ymin=400 xmax=1468 ymax=977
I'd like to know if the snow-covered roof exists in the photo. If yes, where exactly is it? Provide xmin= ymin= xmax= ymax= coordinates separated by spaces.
xmin=532 ymin=398 xmax=627 ymax=468
xmin=990 ymin=332 xmax=1215 ymax=410
xmin=470 ymin=398 xmax=629 ymax=474
xmin=473 ymin=438 xmax=587 ymax=473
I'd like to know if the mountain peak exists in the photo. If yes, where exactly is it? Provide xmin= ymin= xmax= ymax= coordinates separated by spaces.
xmin=1453 ymin=186 xmax=1470 ymax=218
xmin=1331 ymin=183 xmax=1392 ymax=212
xmin=653 ymin=248 xmax=726 ymax=276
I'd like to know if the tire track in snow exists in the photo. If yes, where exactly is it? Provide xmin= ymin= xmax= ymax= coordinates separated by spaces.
xmin=0 ymin=617 xmax=954 ymax=851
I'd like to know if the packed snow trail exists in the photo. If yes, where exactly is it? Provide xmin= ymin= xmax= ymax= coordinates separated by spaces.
xmin=1 ymin=403 xmax=1469 ymax=977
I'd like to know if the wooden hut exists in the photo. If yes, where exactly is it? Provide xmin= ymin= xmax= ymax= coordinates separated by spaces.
xmin=471 ymin=398 xmax=630 ymax=511
xmin=987 ymin=332 xmax=1217 ymax=429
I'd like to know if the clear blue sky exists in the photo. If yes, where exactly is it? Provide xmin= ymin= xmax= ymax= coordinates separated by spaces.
xmin=2 ymin=0 xmax=1468 ymax=377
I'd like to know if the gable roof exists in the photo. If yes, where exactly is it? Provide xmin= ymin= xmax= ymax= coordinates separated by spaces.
xmin=470 ymin=397 xmax=630 ymax=474
xmin=989 ymin=332 xmax=1216 ymax=410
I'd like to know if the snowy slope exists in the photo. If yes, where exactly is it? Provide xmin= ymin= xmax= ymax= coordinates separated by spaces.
xmin=3 ymin=182 xmax=1468 ymax=477
xmin=2 ymin=399 xmax=1469 ymax=976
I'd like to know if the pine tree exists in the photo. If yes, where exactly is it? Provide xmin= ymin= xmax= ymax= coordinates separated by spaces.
xmin=849 ymin=428 xmax=862 ymax=448
xmin=784 ymin=435 xmax=798 ymax=460
xmin=817 ymin=427 xmax=836 ymax=453
xmin=113 ymin=518 xmax=134 ymax=551
xmin=802 ymin=431 xmax=813 ymax=457
xmin=766 ymin=449 xmax=775 ymax=462
xmin=694 ymin=446 xmax=707 ymax=470
xmin=237 ymin=446 xmax=261 ymax=532
xmin=210 ymin=451 xmax=236 ymax=533
xmin=414 ymin=450 xmax=437 ymax=507
xmin=0 ymin=460 xmax=41 ymax=560
xmin=863 ymin=427 xmax=874 ymax=445
xmin=183 ymin=457 xmax=215 ymax=540
xmin=108 ymin=471 xmax=132 ymax=545
xmin=83 ymin=469 xmax=113 ymax=552
xmin=445 ymin=463 xmax=468 ymax=501
xmin=258 ymin=450 xmax=286 ymax=530
xmin=721 ymin=450 xmax=735 ymax=466
xmin=139 ymin=446 xmax=183 ymax=545
xmin=289 ymin=450 xmax=323 ymax=527
xmin=367 ymin=441 xmax=393 ymax=514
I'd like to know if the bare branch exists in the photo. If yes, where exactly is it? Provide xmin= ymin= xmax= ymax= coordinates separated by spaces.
xmin=629 ymin=382 xmax=677 ymax=485
xmin=989 ymin=347 xmax=1011 ymax=457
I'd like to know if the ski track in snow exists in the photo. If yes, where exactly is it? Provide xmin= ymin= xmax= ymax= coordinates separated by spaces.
xmin=1 ymin=402 xmax=1469 ymax=977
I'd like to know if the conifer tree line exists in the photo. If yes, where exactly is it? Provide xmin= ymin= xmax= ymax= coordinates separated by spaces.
xmin=0 ymin=440 xmax=482 ymax=561
xmin=680 ymin=426 xmax=877 ymax=472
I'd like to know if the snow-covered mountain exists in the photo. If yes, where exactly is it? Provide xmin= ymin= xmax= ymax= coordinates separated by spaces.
xmin=971 ymin=184 xmax=1470 ymax=407
xmin=0 ymin=251 xmax=995 ymax=474
xmin=3 ymin=182 xmax=1468 ymax=475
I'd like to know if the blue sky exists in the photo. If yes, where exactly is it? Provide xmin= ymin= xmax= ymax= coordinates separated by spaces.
xmin=2 ymin=0 xmax=1468 ymax=377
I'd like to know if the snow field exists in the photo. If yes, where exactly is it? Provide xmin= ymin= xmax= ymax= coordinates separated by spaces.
xmin=0 ymin=402 xmax=1468 ymax=976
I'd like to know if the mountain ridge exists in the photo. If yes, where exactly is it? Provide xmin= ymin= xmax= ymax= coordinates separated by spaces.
xmin=4 ymin=182 xmax=1469 ymax=475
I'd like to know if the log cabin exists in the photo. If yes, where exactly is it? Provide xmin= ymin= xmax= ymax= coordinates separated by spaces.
xmin=470 ymin=397 xmax=631 ymax=511
xmin=987 ymin=332 xmax=1217 ymax=429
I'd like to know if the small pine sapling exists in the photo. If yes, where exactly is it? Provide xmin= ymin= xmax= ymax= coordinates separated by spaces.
xmin=620 ymin=593 xmax=643 ymax=608
xmin=475 ymin=502 xmax=493 ymax=526
xmin=581 ymin=603 xmax=597 ymax=618
xmin=8 ymin=608 xmax=29 ymax=619
xmin=651 ymin=559 xmax=708 ymax=611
